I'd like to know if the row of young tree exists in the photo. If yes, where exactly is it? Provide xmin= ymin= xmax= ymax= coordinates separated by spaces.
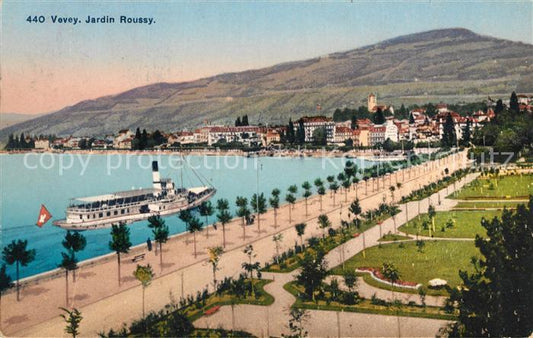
xmin=104 ymin=242 xmax=263 ymax=337
xmin=166 ymin=156 xmax=414 ymax=262
xmin=145 ymin=155 xmax=429 ymax=335
xmin=0 ymin=151 xmax=444 ymax=337
xmin=101 ymin=157 xmax=404 ymax=336
xmin=0 ymin=153 xmax=432 ymax=335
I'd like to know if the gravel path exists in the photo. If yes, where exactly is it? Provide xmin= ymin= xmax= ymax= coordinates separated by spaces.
xmin=324 ymin=275 xmax=446 ymax=307
xmin=196 ymin=271 xmax=451 ymax=337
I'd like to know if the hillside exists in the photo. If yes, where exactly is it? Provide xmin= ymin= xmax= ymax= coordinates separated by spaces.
xmin=2 ymin=28 xmax=532 ymax=138
xmin=0 ymin=113 xmax=42 ymax=129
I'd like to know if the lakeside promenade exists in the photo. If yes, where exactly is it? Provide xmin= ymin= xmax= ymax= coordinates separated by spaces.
xmin=1 ymin=151 xmax=468 ymax=336
xmin=194 ymin=171 xmax=478 ymax=337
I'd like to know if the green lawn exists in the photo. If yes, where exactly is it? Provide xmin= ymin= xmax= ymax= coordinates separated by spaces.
xmin=453 ymin=174 xmax=533 ymax=199
xmin=453 ymin=201 xmax=525 ymax=210
xmin=399 ymin=210 xmax=501 ymax=238
xmin=330 ymin=241 xmax=479 ymax=292
xmin=284 ymin=281 xmax=455 ymax=320
xmin=191 ymin=329 xmax=255 ymax=337
xmin=188 ymin=279 xmax=274 ymax=322
xmin=263 ymin=253 xmax=303 ymax=273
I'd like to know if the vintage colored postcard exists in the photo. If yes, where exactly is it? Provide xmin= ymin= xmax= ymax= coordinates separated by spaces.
xmin=1 ymin=1 xmax=532 ymax=337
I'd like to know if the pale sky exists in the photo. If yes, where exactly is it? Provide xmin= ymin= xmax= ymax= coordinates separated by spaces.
xmin=1 ymin=1 xmax=532 ymax=114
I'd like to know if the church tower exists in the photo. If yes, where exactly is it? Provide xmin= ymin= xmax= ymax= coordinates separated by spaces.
xmin=368 ymin=93 xmax=377 ymax=112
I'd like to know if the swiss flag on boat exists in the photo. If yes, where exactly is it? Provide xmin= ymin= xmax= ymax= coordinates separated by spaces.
xmin=36 ymin=205 xmax=52 ymax=227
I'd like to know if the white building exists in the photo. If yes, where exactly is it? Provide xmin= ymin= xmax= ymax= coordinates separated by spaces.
xmin=193 ymin=127 xmax=210 ymax=144
xmin=334 ymin=126 xmax=355 ymax=144
xmin=369 ymin=125 xmax=386 ymax=146
xmin=384 ymin=120 xmax=399 ymax=142
xmin=113 ymin=129 xmax=134 ymax=149
xmin=169 ymin=132 xmax=196 ymax=145
xmin=66 ymin=137 xmax=82 ymax=149
xmin=34 ymin=138 xmax=50 ymax=149
xmin=394 ymin=120 xmax=410 ymax=141
xmin=517 ymin=94 xmax=530 ymax=105
xmin=435 ymin=112 xmax=468 ymax=144
xmin=115 ymin=137 xmax=133 ymax=149
xmin=296 ymin=116 xmax=336 ymax=143
xmin=436 ymin=104 xmax=448 ymax=113
xmin=207 ymin=126 xmax=266 ymax=146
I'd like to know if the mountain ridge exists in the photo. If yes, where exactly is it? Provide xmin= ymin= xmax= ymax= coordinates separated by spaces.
xmin=2 ymin=28 xmax=532 ymax=139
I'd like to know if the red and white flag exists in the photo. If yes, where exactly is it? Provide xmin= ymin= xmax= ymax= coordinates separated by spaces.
xmin=36 ymin=205 xmax=52 ymax=227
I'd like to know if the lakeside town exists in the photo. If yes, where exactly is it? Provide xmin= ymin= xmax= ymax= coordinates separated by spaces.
xmin=1 ymin=88 xmax=532 ymax=337
xmin=5 ymin=92 xmax=532 ymax=154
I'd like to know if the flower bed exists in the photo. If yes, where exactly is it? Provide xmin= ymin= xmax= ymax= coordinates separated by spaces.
xmin=204 ymin=305 xmax=221 ymax=316
xmin=356 ymin=267 xmax=422 ymax=290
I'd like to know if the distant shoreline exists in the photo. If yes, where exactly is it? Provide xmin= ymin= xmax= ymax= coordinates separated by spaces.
xmin=0 ymin=148 xmax=422 ymax=160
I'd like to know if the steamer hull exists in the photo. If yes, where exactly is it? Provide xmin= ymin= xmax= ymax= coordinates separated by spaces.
xmin=53 ymin=161 xmax=215 ymax=230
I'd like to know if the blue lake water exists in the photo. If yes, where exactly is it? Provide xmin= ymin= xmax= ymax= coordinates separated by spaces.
xmin=1 ymin=153 xmax=373 ymax=279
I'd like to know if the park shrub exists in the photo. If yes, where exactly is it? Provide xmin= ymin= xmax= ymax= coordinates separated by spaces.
xmin=327 ymin=279 xmax=341 ymax=302
xmin=446 ymin=219 xmax=454 ymax=228
xmin=308 ymin=236 xmax=320 ymax=247
xmin=110 ymin=309 xmax=194 ymax=337
xmin=416 ymin=240 xmax=425 ymax=252
xmin=371 ymin=293 xmax=389 ymax=306
xmin=342 ymin=291 xmax=359 ymax=305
